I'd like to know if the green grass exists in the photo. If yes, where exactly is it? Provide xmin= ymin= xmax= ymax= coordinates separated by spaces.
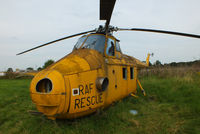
xmin=0 ymin=76 xmax=200 ymax=134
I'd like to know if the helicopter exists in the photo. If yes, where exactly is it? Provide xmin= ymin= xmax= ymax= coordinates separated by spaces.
xmin=17 ymin=0 xmax=200 ymax=120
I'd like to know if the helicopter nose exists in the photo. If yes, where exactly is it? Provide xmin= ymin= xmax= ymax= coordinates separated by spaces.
xmin=30 ymin=70 xmax=68 ymax=117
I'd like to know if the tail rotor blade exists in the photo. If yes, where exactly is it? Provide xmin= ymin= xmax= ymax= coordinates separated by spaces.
xmin=118 ymin=28 xmax=200 ymax=39
xmin=17 ymin=30 xmax=95 ymax=55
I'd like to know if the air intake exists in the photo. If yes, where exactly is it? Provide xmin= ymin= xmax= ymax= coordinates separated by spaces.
xmin=96 ymin=77 xmax=109 ymax=91
xmin=36 ymin=78 xmax=53 ymax=93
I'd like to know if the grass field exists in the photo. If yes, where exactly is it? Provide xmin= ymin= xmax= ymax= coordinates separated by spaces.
xmin=0 ymin=74 xmax=200 ymax=134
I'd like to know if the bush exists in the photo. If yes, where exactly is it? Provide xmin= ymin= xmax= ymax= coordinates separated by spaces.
xmin=43 ymin=59 xmax=55 ymax=69
xmin=4 ymin=72 xmax=18 ymax=79
xmin=139 ymin=66 xmax=200 ymax=79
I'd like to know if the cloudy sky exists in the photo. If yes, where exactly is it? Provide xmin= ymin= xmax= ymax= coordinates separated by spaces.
xmin=0 ymin=0 xmax=200 ymax=71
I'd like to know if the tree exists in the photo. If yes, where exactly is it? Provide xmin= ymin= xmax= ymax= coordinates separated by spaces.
xmin=149 ymin=61 xmax=152 ymax=66
xmin=37 ymin=67 xmax=42 ymax=71
xmin=170 ymin=62 xmax=177 ymax=67
xmin=6 ymin=68 xmax=15 ymax=79
xmin=26 ymin=67 xmax=34 ymax=72
xmin=154 ymin=60 xmax=162 ymax=66
xmin=43 ymin=59 xmax=55 ymax=69
xmin=7 ymin=68 xmax=13 ymax=73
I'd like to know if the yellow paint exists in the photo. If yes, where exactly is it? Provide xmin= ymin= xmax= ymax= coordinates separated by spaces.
xmin=146 ymin=53 xmax=150 ymax=66
xmin=137 ymin=79 xmax=146 ymax=96
xmin=131 ymin=93 xmax=139 ymax=98
xmin=29 ymin=34 xmax=149 ymax=119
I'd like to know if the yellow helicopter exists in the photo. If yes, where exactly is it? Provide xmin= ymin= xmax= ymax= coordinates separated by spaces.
xmin=17 ymin=0 xmax=200 ymax=120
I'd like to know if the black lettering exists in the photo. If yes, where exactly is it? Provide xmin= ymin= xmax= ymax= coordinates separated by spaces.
xmin=85 ymin=85 xmax=89 ymax=94
xmin=87 ymin=97 xmax=91 ymax=106
xmin=79 ymin=85 xmax=84 ymax=95
xmin=99 ymin=93 xmax=103 ymax=103
xmin=89 ymin=83 xmax=93 ymax=93
xmin=74 ymin=99 xmax=80 ymax=109
xmin=95 ymin=95 xmax=99 ymax=104
xmin=91 ymin=96 xmax=95 ymax=105
xmin=81 ymin=97 xmax=85 ymax=108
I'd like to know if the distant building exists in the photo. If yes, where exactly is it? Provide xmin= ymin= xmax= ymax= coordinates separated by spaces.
xmin=0 ymin=72 xmax=5 ymax=76
xmin=15 ymin=69 xmax=25 ymax=73
xmin=16 ymin=69 xmax=20 ymax=72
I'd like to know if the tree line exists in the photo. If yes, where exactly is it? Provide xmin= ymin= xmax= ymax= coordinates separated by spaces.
xmin=6 ymin=59 xmax=55 ymax=73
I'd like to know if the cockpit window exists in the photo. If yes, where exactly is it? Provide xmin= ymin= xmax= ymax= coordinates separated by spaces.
xmin=73 ymin=36 xmax=87 ymax=50
xmin=81 ymin=35 xmax=105 ymax=54
xmin=106 ymin=38 xmax=115 ymax=56
xmin=116 ymin=41 xmax=121 ymax=52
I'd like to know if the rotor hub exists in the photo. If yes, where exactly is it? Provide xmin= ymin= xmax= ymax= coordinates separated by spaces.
xmin=96 ymin=25 xmax=118 ymax=35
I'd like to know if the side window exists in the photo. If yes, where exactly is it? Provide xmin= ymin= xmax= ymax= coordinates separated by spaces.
xmin=116 ymin=41 xmax=121 ymax=52
xmin=130 ymin=67 xmax=134 ymax=79
xmin=122 ymin=67 xmax=127 ymax=80
xmin=73 ymin=36 xmax=86 ymax=50
xmin=106 ymin=38 xmax=115 ymax=56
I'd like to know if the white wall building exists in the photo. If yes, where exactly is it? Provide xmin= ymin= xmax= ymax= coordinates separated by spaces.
xmin=0 ymin=72 xmax=5 ymax=76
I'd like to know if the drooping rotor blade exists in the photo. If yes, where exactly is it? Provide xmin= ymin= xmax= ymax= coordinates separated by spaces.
xmin=100 ymin=0 xmax=116 ymax=32
xmin=118 ymin=28 xmax=200 ymax=39
xmin=17 ymin=30 xmax=95 ymax=55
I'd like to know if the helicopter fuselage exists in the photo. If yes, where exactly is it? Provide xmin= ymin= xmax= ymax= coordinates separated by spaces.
xmin=30 ymin=34 xmax=148 ymax=120
xmin=16 ymin=0 xmax=200 ymax=120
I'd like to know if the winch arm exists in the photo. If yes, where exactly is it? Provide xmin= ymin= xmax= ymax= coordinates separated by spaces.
xmin=137 ymin=79 xmax=146 ymax=96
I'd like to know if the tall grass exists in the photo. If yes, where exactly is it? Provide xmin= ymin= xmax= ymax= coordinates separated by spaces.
xmin=0 ymin=67 xmax=200 ymax=134
xmin=139 ymin=66 xmax=200 ymax=82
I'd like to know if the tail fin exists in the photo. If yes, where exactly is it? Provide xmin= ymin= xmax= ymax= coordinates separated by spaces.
xmin=146 ymin=53 xmax=153 ymax=66
xmin=146 ymin=53 xmax=150 ymax=66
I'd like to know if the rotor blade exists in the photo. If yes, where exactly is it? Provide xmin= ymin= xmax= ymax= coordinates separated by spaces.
xmin=17 ymin=30 xmax=95 ymax=55
xmin=100 ymin=0 xmax=116 ymax=31
xmin=118 ymin=28 xmax=200 ymax=39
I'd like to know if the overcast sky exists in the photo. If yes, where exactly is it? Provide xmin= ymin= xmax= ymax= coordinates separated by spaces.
xmin=0 ymin=0 xmax=200 ymax=71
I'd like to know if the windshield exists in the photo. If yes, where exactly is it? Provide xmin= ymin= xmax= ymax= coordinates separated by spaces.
xmin=73 ymin=36 xmax=87 ymax=50
xmin=81 ymin=35 xmax=106 ymax=54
